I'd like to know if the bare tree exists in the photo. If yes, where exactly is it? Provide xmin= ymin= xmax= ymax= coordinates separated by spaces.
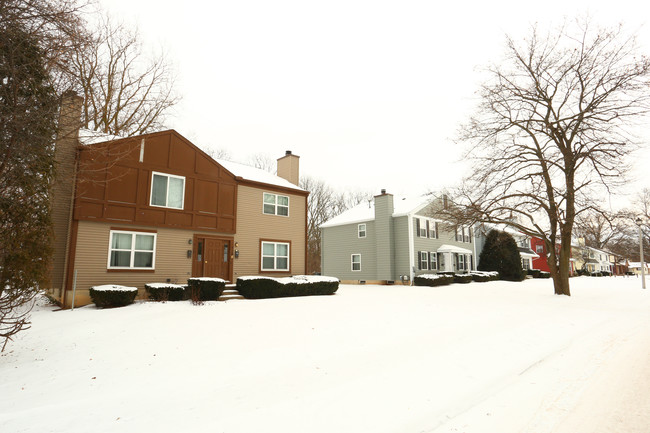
xmin=449 ymin=20 xmax=650 ymax=296
xmin=64 ymin=14 xmax=179 ymax=136
xmin=247 ymin=153 xmax=276 ymax=173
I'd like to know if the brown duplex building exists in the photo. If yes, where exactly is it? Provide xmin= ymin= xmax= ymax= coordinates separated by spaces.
xmin=49 ymin=93 xmax=308 ymax=307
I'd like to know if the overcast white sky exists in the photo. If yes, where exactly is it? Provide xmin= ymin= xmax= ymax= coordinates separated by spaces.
xmin=100 ymin=0 xmax=650 ymax=204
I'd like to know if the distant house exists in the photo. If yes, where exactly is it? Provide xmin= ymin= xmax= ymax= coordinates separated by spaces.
xmin=530 ymin=236 xmax=578 ymax=276
xmin=320 ymin=191 xmax=476 ymax=284
xmin=581 ymin=246 xmax=613 ymax=274
xmin=48 ymin=92 xmax=308 ymax=307
xmin=627 ymin=262 xmax=648 ymax=276
xmin=474 ymin=224 xmax=539 ymax=271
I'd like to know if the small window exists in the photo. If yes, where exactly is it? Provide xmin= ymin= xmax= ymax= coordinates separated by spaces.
xmin=263 ymin=193 xmax=289 ymax=216
xmin=429 ymin=251 xmax=437 ymax=270
xmin=108 ymin=230 xmax=156 ymax=269
xmin=150 ymin=172 xmax=185 ymax=209
xmin=457 ymin=253 xmax=466 ymax=271
xmin=358 ymin=223 xmax=366 ymax=238
xmin=419 ymin=251 xmax=428 ymax=270
xmin=522 ymin=258 xmax=530 ymax=270
xmin=429 ymin=221 xmax=438 ymax=239
xmin=536 ymin=244 xmax=544 ymax=253
xmin=418 ymin=219 xmax=428 ymax=238
xmin=351 ymin=254 xmax=361 ymax=271
xmin=261 ymin=241 xmax=290 ymax=271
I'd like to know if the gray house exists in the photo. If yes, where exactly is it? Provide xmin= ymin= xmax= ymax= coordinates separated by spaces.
xmin=320 ymin=191 xmax=477 ymax=284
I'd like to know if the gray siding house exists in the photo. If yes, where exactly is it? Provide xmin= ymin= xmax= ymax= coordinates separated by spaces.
xmin=320 ymin=191 xmax=477 ymax=283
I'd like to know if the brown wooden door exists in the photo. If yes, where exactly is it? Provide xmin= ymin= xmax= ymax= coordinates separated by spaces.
xmin=197 ymin=238 xmax=231 ymax=281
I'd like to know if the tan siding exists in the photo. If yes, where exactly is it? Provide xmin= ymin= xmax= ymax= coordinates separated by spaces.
xmin=68 ymin=221 xmax=229 ymax=307
xmin=233 ymin=185 xmax=306 ymax=278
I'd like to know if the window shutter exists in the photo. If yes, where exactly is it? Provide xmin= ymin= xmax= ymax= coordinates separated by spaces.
xmin=469 ymin=227 xmax=473 ymax=243
xmin=426 ymin=220 xmax=430 ymax=238
xmin=455 ymin=228 xmax=459 ymax=242
xmin=416 ymin=219 xmax=421 ymax=237
xmin=417 ymin=251 xmax=421 ymax=270
xmin=435 ymin=222 xmax=439 ymax=239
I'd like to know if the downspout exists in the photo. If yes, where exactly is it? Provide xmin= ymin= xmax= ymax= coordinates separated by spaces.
xmin=407 ymin=213 xmax=415 ymax=283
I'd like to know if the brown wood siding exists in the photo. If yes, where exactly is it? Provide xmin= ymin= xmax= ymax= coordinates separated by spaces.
xmin=74 ymin=130 xmax=237 ymax=233
xmin=67 ymin=220 xmax=233 ymax=307
xmin=233 ymin=185 xmax=306 ymax=279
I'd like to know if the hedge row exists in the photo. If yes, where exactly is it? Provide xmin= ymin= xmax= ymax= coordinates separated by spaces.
xmin=187 ymin=278 xmax=227 ymax=302
xmin=414 ymin=271 xmax=500 ymax=287
xmin=527 ymin=269 xmax=552 ymax=279
xmin=236 ymin=276 xmax=339 ymax=299
xmin=145 ymin=283 xmax=188 ymax=302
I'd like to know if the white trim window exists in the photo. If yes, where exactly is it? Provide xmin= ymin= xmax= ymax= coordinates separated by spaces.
xmin=150 ymin=172 xmax=185 ymax=209
xmin=263 ymin=193 xmax=289 ymax=216
xmin=429 ymin=251 xmax=437 ymax=270
xmin=351 ymin=254 xmax=361 ymax=271
xmin=417 ymin=218 xmax=428 ymax=238
xmin=418 ymin=251 xmax=429 ymax=270
xmin=429 ymin=221 xmax=438 ymax=239
xmin=358 ymin=223 xmax=366 ymax=238
xmin=261 ymin=241 xmax=290 ymax=271
xmin=457 ymin=253 xmax=467 ymax=271
xmin=108 ymin=230 xmax=156 ymax=269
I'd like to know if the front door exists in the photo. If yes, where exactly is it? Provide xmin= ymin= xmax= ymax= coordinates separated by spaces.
xmin=193 ymin=237 xmax=232 ymax=281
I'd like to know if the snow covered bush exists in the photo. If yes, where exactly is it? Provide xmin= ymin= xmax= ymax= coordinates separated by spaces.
xmin=187 ymin=278 xmax=226 ymax=303
xmin=538 ymin=271 xmax=551 ymax=279
xmin=413 ymin=274 xmax=454 ymax=287
xmin=236 ymin=276 xmax=339 ymax=299
xmin=469 ymin=271 xmax=500 ymax=282
xmin=89 ymin=285 xmax=138 ymax=308
xmin=145 ymin=283 xmax=187 ymax=302
xmin=453 ymin=274 xmax=473 ymax=284
xmin=527 ymin=269 xmax=541 ymax=278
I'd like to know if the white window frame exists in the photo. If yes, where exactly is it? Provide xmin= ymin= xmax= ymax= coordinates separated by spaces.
xmin=263 ymin=192 xmax=290 ymax=217
xmin=107 ymin=230 xmax=157 ymax=270
xmin=429 ymin=221 xmax=438 ymax=239
xmin=418 ymin=218 xmax=428 ymax=238
xmin=458 ymin=254 xmax=466 ymax=270
xmin=536 ymin=244 xmax=544 ymax=253
xmin=261 ymin=241 xmax=290 ymax=271
xmin=419 ymin=251 xmax=429 ymax=270
xmin=429 ymin=251 xmax=437 ymax=270
xmin=150 ymin=171 xmax=185 ymax=210
xmin=358 ymin=223 xmax=367 ymax=238
xmin=351 ymin=254 xmax=361 ymax=271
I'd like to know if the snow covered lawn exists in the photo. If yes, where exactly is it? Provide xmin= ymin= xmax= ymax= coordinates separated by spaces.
xmin=2 ymin=276 xmax=650 ymax=433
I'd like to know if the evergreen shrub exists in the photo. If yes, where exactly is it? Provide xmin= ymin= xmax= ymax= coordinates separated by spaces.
xmin=538 ymin=271 xmax=551 ymax=278
xmin=145 ymin=283 xmax=187 ymax=302
xmin=187 ymin=278 xmax=226 ymax=302
xmin=236 ymin=276 xmax=339 ymax=299
xmin=89 ymin=285 xmax=138 ymax=308
xmin=470 ymin=271 xmax=500 ymax=282
xmin=413 ymin=274 xmax=454 ymax=287
xmin=478 ymin=230 xmax=526 ymax=281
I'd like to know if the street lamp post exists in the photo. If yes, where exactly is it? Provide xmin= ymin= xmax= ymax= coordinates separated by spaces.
xmin=636 ymin=217 xmax=646 ymax=290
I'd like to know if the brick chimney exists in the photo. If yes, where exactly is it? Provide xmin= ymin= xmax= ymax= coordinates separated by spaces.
xmin=50 ymin=91 xmax=83 ymax=305
xmin=277 ymin=150 xmax=300 ymax=186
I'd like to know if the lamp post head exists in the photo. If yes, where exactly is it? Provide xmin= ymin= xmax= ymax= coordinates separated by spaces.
xmin=636 ymin=217 xmax=643 ymax=226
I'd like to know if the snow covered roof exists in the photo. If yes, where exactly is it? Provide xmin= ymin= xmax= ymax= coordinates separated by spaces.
xmin=78 ymin=128 xmax=121 ymax=145
xmin=437 ymin=244 xmax=473 ymax=254
xmin=320 ymin=195 xmax=432 ymax=228
xmin=216 ymin=158 xmax=305 ymax=192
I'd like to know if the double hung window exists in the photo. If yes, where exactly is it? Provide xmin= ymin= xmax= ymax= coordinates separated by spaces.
xmin=351 ymin=254 xmax=361 ymax=271
xmin=261 ymin=241 xmax=290 ymax=271
xmin=108 ymin=230 xmax=156 ymax=269
xmin=263 ymin=193 xmax=289 ymax=216
xmin=358 ymin=224 xmax=366 ymax=238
